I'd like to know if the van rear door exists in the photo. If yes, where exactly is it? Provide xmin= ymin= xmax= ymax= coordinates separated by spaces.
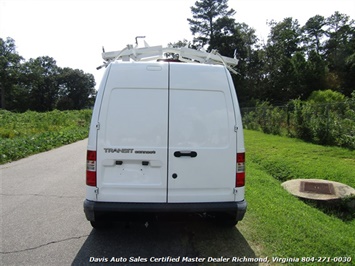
xmin=168 ymin=63 xmax=237 ymax=203
xmin=96 ymin=63 xmax=169 ymax=203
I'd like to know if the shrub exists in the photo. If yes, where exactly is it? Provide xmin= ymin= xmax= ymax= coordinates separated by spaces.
xmin=242 ymin=95 xmax=355 ymax=150
xmin=307 ymin=89 xmax=345 ymax=103
xmin=0 ymin=109 xmax=92 ymax=164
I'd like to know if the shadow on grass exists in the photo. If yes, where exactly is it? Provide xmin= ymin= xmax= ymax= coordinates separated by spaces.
xmin=72 ymin=214 xmax=257 ymax=266
xmin=302 ymin=197 xmax=355 ymax=222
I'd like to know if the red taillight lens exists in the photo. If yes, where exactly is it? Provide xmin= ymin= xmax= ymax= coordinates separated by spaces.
xmin=86 ymin=150 xmax=97 ymax=186
xmin=236 ymin=152 xmax=245 ymax=187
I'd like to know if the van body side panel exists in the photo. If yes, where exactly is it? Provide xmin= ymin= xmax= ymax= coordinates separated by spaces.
xmin=168 ymin=64 xmax=236 ymax=203
xmin=86 ymin=65 xmax=111 ymax=201
xmin=225 ymin=69 xmax=245 ymax=153
xmin=96 ymin=63 xmax=169 ymax=202
xmin=224 ymin=69 xmax=246 ymax=202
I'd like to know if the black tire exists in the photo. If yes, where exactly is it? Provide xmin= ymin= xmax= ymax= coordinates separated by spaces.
xmin=215 ymin=212 xmax=238 ymax=227
xmin=90 ymin=220 xmax=111 ymax=230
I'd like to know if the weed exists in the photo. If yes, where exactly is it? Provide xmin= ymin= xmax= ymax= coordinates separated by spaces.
xmin=0 ymin=110 xmax=92 ymax=164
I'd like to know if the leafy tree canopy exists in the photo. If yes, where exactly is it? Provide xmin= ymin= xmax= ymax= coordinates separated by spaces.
xmin=187 ymin=0 xmax=236 ymax=50
xmin=0 ymin=37 xmax=96 ymax=112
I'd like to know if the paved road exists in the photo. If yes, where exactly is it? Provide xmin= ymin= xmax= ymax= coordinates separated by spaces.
xmin=0 ymin=140 xmax=256 ymax=266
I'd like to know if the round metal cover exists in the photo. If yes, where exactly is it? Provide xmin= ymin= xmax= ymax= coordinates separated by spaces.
xmin=281 ymin=179 xmax=355 ymax=201
xmin=299 ymin=181 xmax=335 ymax=195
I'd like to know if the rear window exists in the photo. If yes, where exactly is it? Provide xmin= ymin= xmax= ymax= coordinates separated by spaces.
xmin=104 ymin=88 xmax=168 ymax=147
xmin=169 ymin=90 xmax=229 ymax=148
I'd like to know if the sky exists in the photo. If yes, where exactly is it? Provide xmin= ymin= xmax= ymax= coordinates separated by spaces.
xmin=1 ymin=0 xmax=354 ymax=88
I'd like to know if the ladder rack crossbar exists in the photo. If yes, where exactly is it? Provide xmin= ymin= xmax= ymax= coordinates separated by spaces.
xmin=101 ymin=45 xmax=239 ymax=68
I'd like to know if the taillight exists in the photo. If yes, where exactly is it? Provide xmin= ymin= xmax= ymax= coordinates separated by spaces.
xmin=236 ymin=152 xmax=245 ymax=187
xmin=86 ymin=150 xmax=97 ymax=186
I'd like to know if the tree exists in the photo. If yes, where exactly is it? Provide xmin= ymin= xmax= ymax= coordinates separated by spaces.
xmin=0 ymin=37 xmax=97 ymax=111
xmin=267 ymin=17 xmax=302 ymax=58
xmin=21 ymin=56 xmax=60 ymax=111
xmin=227 ymin=23 xmax=260 ymax=104
xmin=302 ymin=15 xmax=326 ymax=55
xmin=260 ymin=18 xmax=304 ymax=103
xmin=0 ymin=37 xmax=23 ymax=109
xmin=185 ymin=7 xmax=355 ymax=106
xmin=324 ymin=12 xmax=355 ymax=95
xmin=344 ymin=52 xmax=355 ymax=93
xmin=187 ymin=0 xmax=264 ymax=105
xmin=187 ymin=0 xmax=235 ymax=50
xmin=57 ymin=68 xmax=96 ymax=110
xmin=304 ymin=50 xmax=327 ymax=94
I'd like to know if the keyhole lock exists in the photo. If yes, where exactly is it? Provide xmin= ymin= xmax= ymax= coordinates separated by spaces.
xmin=172 ymin=173 xmax=178 ymax=179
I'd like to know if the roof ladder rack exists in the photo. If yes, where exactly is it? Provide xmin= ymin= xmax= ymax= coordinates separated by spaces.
xmin=99 ymin=43 xmax=239 ymax=74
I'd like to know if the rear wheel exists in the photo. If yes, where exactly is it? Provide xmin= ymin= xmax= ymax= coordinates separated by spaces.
xmin=215 ymin=212 xmax=238 ymax=227
xmin=90 ymin=220 xmax=112 ymax=230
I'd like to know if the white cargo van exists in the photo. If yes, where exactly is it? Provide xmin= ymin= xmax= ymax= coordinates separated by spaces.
xmin=84 ymin=44 xmax=246 ymax=228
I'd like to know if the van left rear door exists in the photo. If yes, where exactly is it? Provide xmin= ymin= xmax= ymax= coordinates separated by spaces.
xmin=96 ymin=63 xmax=169 ymax=203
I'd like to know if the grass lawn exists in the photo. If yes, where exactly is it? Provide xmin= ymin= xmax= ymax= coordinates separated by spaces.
xmin=244 ymin=130 xmax=355 ymax=187
xmin=237 ymin=130 xmax=355 ymax=265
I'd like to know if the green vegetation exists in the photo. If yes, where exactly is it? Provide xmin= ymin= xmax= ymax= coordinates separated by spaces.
xmin=237 ymin=130 xmax=355 ymax=263
xmin=245 ymin=130 xmax=355 ymax=187
xmin=1 ymin=38 xmax=96 ymax=112
xmin=242 ymin=92 xmax=355 ymax=149
xmin=184 ymin=1 xmax=355 ymax=105
xmin=308 ymin=90 xmax=346 ymax=103
xmin=0 ymin=109 xmax=91 ymax=164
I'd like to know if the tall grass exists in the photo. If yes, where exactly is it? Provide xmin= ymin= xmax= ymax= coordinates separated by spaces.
xmin=241 ymin=95 xmax=355 ymax=150
xmin=0 ymin=109 xmax=92 ymax=164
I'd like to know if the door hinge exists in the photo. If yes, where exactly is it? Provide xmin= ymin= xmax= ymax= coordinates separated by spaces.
xmin=94 ymin=188 xmax=99 ymax=195
xmin=96 ymin=122 xmax=100 ymax=130
xmin=234 ymin=125 xmax=238 ymax=132
xmin=233 ymin=188 xmax=238 ymax=194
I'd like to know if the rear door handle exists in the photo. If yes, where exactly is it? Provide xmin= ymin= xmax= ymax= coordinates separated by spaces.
xmin=174 ymin=151 xmax=197 ymax=158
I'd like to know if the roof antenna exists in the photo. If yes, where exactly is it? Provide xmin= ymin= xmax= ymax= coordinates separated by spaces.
xmin=135 ymin=36 xmax=146 ymax=46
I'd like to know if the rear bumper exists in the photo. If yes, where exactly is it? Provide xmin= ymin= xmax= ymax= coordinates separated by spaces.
xmin=84 ymin=199 xmax=247 ymax=222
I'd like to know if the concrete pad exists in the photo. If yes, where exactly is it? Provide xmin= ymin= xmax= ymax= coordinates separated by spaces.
xmin=281 ymin=179 xmax=355 ymax=201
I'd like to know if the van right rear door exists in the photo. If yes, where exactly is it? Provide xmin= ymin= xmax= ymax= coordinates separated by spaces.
xmin=167 ymin=63 xmax=237 ymax=203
